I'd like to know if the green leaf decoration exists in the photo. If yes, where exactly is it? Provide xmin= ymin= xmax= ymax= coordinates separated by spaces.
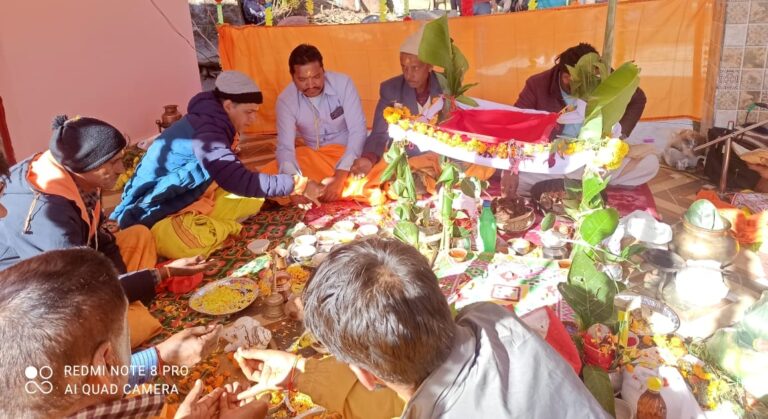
xmin=567 ymin=53 xmax=604 ymax=100
xmin=403 ymin=164 xmax=417 ymax=200
xmin=558 ymin=250 xmax=616 ymax=329
xmin=419 ymin=15 xmax=453 ymax=72
xmin=437 ymin=164 xmax=459 ymax=186
xmin=620 ymin=243 xmax=645 ymax=260
xmin=456 ymin=95 xmax=478 ymax=107
xmin=564 ymin=178 xmax=583 ymax=200
xmin=394 ymin=203 xmax=411 ymax=221
xmin=684 ymin=199 xmax=725 ymax=230
xmin=393 ymin=221 xmax=419 ymax=246
xmin=441 ymin=190 xmax=454 ymax=220
xmin=418 ymin=14 xmax=478 ymax=115
xmin=380 ymin=151 xmax=404 ymax=183
xmin=394 ymin=221 xmax=419 ymax=246
xmin=580 ymin=172 xmax=608 ymax=210
xmin=541 ymin=213 xmax=556 ymax=231
xmin=457 ymin=82 xmax=479 ymax=95
xmin=459 ymin=177 xmax=476 ymax=198
xmin=579 ymin=208 xmax=619 ymax=246
xmin=435 ymin=72 xmax=449 ymax=92
xmin=583 ymin=366 xmax=616 ymax=417
xmin=383 ymin=142 xmax=402 ymax=164
xmin=582 ymin=61 xmax=640 ymax=138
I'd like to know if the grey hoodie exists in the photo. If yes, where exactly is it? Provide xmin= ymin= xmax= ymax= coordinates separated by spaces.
xmin=401 ymin=302 xmax=610 ymax=419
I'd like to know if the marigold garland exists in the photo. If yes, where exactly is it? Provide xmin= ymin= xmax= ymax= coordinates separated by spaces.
xmin=306 ymin=0 xmax=314 ymax=17
xmin=385 ymin=105 xmax=573 ymax=161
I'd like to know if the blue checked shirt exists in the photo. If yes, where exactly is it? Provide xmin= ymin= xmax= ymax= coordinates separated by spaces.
xmin=275 ymin=71 xmax=367 ymax=175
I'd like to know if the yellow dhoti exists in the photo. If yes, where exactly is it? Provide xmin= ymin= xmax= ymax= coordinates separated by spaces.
xmin=151 ymin=183 xmax=265 ymax=260
xmin=115 ymin=225 xmax=163 ymax=349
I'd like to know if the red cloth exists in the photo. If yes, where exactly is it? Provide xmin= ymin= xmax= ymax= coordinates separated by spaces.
xmin=543 ymin=306 xmax=583 ymax=374
xmin=439 ymin=108 xmax=559 ymax=144
xmin=155 ymin=261 xmax=203 ymax=295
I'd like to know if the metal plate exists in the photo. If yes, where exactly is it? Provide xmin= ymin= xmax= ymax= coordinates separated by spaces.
xmin=189 ymin=277 xmax=258 ymax=316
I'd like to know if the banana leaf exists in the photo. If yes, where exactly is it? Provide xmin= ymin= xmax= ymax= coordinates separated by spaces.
xmin=418 ymin=14 xmax=477 ymax=111
xmin=566 ymin=52 xmax=605 ymax=100
xmin=581 ymin=61 xmax=640 ymax=139
xmin=418 ymin=15 xmax=453 ymax=71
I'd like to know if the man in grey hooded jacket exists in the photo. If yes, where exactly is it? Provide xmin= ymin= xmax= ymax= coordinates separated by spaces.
xmin=302 ymin=238 xmax=610 ymax=419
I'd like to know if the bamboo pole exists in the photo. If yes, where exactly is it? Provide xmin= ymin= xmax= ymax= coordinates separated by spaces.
xmin=602 ymin=0 xmax=618 ymax=67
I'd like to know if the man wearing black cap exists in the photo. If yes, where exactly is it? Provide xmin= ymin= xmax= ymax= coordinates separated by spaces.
xmin=0 ymin=115 xmax=214 ymax=347
xmin=114 ymin=70 xmax=323 ymax=233
xmin=0 ymin=115 xmax=144 ymax=273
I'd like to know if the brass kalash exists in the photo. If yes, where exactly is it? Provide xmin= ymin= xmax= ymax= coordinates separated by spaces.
xmin=156 ymin=105 xmax=182 ymax=132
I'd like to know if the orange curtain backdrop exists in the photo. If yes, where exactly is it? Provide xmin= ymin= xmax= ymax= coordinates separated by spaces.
xmin=218 ymin=0 xmax=713 ymax=134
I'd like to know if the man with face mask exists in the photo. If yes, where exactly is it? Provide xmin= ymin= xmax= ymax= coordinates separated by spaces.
xmin=113 ymin=71 xmax=323 ymax=259
xmin=0 ymin=248 xmax=265 ymax=419
xmin=261 ymin=44 xmax=367 ymax=203
xmin=506 ymin=42 xmax=658 ymax=196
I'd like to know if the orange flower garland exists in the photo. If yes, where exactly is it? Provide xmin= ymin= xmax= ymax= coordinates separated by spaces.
xmin=385 ymin=105 xmax=553 ymax=160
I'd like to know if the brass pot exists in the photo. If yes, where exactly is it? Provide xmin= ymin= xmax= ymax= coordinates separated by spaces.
xmin=156 ymin=104 xmax=182 ymax=131
xmin=670 ymin=217 xmax=739 ymax=265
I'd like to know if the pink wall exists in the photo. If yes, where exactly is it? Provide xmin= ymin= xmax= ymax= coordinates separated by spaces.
xmin=0 ymin=0 xmax=202 ymax=160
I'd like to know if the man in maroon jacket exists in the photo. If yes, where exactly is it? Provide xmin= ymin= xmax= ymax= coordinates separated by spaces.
xmin=514 ymin=43 xmax=646 ymax=139
xmin=505 ymin=43 xmax=658 ymax=196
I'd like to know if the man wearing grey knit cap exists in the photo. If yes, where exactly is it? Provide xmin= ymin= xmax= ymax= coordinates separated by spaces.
xmin=113 ymin=70 xmax=323 ymax=258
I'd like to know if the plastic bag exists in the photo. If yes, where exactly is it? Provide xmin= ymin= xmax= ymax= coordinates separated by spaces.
xmin=704 ymin=291 xmax=768 ymax=401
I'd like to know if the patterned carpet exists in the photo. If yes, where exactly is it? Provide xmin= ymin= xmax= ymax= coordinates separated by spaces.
xmin=146 ymin=173 xmax=665 ymax=345
xmin=147 ymin=203 xmax=306 ymax=344
xmin=140 ymin=137 xmax=724 ymax=346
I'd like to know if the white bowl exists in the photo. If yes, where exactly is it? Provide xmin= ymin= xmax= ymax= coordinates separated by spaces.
xmin=247 ymin=239 xmax=270 ymax=254
xmin=333 ymin=220 xmax=355 ymax=232
xmin=294 ymin=234 xmax=317 ymax=247
xmin=338 ymin=231 xmax=357 ymax=243
xmin=291 ymin=245 xmax=317 ymax=261
xmin=315 ymin=230 xmax=339 ymax=245
xmin=357 ymin=224 xmax=379 ymax=237
xmin=510 ymin=238 xmax=532 ymax=255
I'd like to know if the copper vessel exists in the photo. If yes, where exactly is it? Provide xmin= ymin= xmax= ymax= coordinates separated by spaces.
xmin=156 ymin=104 xmax=182 ymax=132
xmin=670 ymin=217 xmax=739 ymax=265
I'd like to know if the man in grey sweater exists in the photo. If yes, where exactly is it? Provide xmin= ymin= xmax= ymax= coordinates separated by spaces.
xmin=301 ymin=238 xmax=610 ymax=418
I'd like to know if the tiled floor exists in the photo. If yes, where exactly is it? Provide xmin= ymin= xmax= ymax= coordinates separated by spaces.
xmin=648 ymin=166 xmax=711 ymax=223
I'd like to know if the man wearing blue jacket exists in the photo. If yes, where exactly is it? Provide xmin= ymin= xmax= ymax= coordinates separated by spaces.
xmin=113 ymin=71 xmax=322 ymax=230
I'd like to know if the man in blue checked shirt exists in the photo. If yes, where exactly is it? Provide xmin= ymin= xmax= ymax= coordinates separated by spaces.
xmin=262 ymin=44 xmax=367 ymax=203
xmin=0 ymin=248 xmax=265 ymax=419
